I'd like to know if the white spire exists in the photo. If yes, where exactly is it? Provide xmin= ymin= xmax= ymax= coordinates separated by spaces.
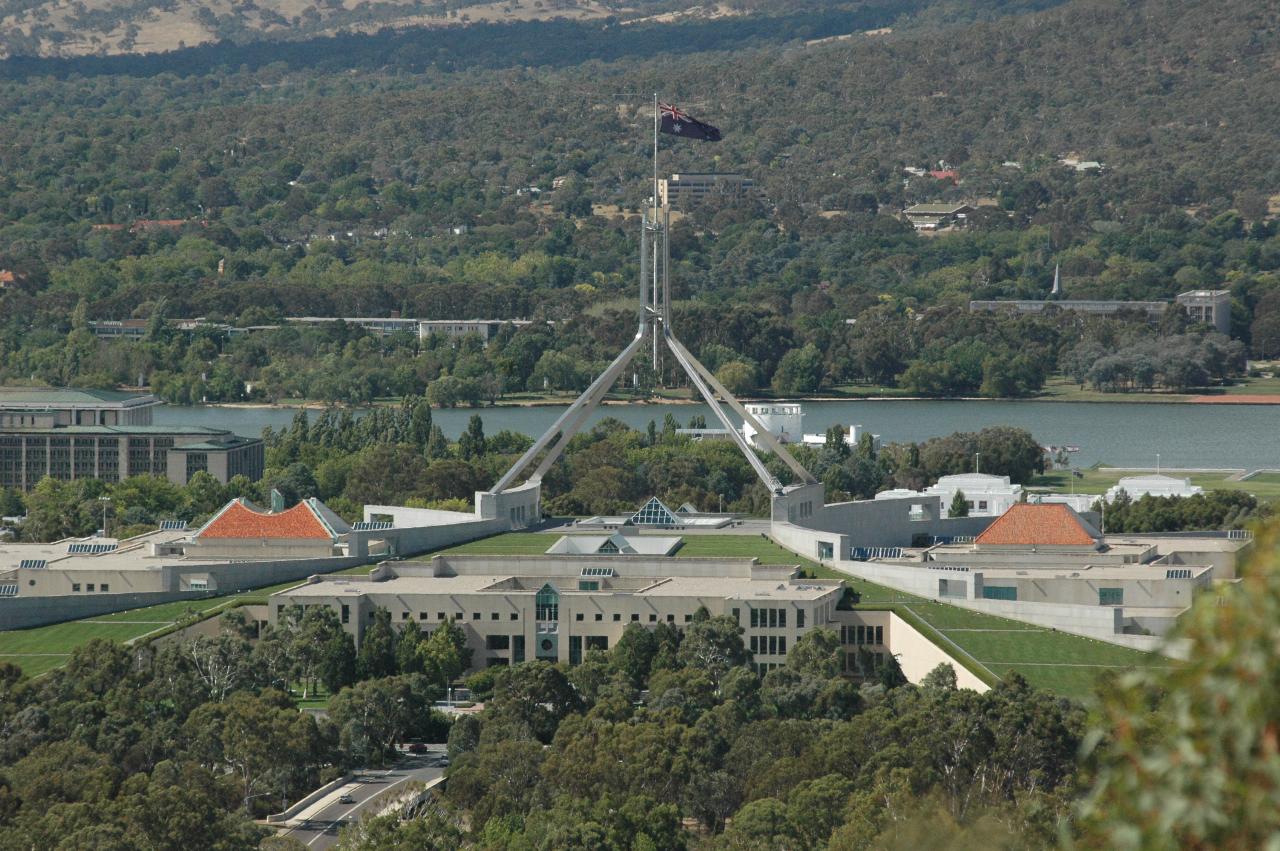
xmin=1051 ymin=263 xmax=1061 ymax=296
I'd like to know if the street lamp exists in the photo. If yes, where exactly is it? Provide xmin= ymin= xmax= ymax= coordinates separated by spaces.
xmin=718 ymin=493 xmax=724 ymax=513
xmin=1156 ymin=453 xmax=1161 ymax=475
xmin=974 ymin=452 xmax=981 ymax=474
xmin=98 ymin=496 xmax=111 ymax=538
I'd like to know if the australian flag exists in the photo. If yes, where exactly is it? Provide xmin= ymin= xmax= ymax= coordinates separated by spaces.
xmin=660 ymin=103 xmax=722 ymax=142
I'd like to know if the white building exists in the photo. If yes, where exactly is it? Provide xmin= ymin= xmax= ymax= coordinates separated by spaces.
xmin=800 ymin=424 xmax=881 ymax=450
xmin=742 ymin=403 xmax=804 ymax=448
xmin=922 ymin=473 xmax=1023 ymax=517
xmin=1106 ymin=475 xmax=1204 ymax=502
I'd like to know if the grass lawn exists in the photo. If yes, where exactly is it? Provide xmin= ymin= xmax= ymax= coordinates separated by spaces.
xmin=1031 ymin=467 xmax=1280 ymax=504
xmin=1033 ymin=374 xmax=1280 ymax=403
xmin=0 ymin=577 xmax=313 ymax=678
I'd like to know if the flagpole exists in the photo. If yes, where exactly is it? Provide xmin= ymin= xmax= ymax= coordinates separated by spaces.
xmin=652 ymin=92 xmax=660 ymax=374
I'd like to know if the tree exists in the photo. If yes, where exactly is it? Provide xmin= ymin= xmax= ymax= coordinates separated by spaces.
xmin=771 ymin=344 xmax=823 ymax=394
xmin=357 ymin=608 xmax=398 ymax=681
xmin=1074 ymin=526 xmax=1280 ymax=848
xmin=610 ymin=623 xmax=659 ymax=687
xmin=949 ymin=489 xmax=970 ymax=518
xmin=396 ymin=620 xmax=425 ymax=675
xmin=318 ymin=629 xmax=358 ymax=695
xmin=785 ymin=628 xmax=843 ymax=679
xmin=716 ymin=360 xmax=758 ymax=395
xmin=457 ymin=414 xmax=487 ymax=460
xmin=676 ymin=615 xmax=748 ymax=683
xmin=418 ymin=619 xmax=470 ymax=689
xmin=329 ymin=676 xmax=426 ymax=765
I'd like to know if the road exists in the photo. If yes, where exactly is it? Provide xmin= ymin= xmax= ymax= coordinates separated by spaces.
xmin=276 ymin=752 xmax=447 ymax=850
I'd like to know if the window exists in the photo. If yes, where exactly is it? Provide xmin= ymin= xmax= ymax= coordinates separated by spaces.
xmin=648 ymin=614 xmax=657 ymax=623
xmin=1099 ymin=587 xmax=1124 ymax=606
xmin=491 ymin=612 xmax=500 ymax=620
xmin=750 ymin=608 xmax=759 ymax=628
xmin=341 ymin=605 xmax=350 ymax=624
xmin=684 ymin=614 xmax=693 ymax=623
xmin=419 ymin=612 xmax=428 ymax=620
xmin=569 ymin=636 xmax=582 ymax=665
xmin=99 ymin=584 xmax=108 ymax=592
xmin=768 ymin=609 xmax=777 ymax=628
xmin=796 ymin=609 xmax=805 ymax=628
xmin=586 ymin=636 xmax=608 ymax=651
xmin=402 ymin=611 xmax=409 ymax=620
xmin=595 ymin=613 xmax=603 ymax=621
xmin=437 ymin=612 xmax=445 ymax=621
xmin=86 ymin=584 xmax=94 ymax=592
xmin=511 ymin=612 xmax=519 ymax=620
xmin=667 ymin=614 xmax=675 ymax=623
xmin=732 ymin=607 xmax=740 ymax=622
xmin=486 ymin=635 xmax=510 ymax=650
xmin=613 ymin=613 xmax=622 ymax=622
xmin=768 ymin=635 xmax=777 ymax=654
xmin=982 ymin=586 xmax=1018 ymax=601
xmin=875 ymin=626 xmax=883 ymax=644
xmin=631 ymin=614 xmax=640 ymax=622
xmin=749 ymin=636 xmax=758 ymax=653
xmin=817 ymin=541 xmax=833 ymax=560
xmin=778 ymin=637 xmax=786 ymax=655
xmin=575 ymin=613 xmax=584 ymax=622
xmin=778 ymin=609 xmax=786 ymax=628
xmin=535 ymin=584 xmax=559 ymax=621
xmin=978 ymin=501 xmax=988 ymax=511
xmin=473 ymin=612 xmax=481 ymax=620
xmin=578 ymin=580 xmax=599 ymax=591
xmin=513 ymin=635 xmax=526 ymax=663
xmin=72 ymin=583 xmax=81 ymax=592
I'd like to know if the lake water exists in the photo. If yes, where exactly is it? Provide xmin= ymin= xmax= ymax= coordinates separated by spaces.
xmin=153 ymin=400 xmax=1280 ymax=470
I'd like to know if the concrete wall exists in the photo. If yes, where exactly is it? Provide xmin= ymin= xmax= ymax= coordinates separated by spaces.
xmin=0 ymin=588 xmax=221 ymax=630
xmin=475 ymin=482 xmax=540 ymax=529
xmin=975 ymin=571 xmax=1203 ymax=609
xmin=886 ymin=612 xmax=990 ymax=692
xmin=777 ymin=496 xmax=994 ymax=549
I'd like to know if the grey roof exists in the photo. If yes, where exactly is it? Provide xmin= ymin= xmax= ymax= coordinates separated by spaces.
xmin=905 ymin=203 xmax=972 ymax=215
xmin=0 ymin=387 xmax=161 ymax=408
xmin=3 ymin=425 xmax=234 ymax=436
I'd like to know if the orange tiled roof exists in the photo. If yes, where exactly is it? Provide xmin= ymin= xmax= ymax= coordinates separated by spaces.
xmin=198 ymin=499 xmax=334 ymax=540
xmin=974 ymin=503 xmax=1098 ymax=547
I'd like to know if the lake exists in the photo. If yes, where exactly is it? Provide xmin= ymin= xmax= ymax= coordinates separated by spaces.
xmin=153 ymin=399 xmax=1280 ymax=470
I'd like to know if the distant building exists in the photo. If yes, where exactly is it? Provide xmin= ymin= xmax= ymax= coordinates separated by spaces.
xmin=658 ymin=173 xmax=756 ymax=209
xmin=577 ymin=496 xmax=734 ymax=530
xmin=970 ymin=289 xmax=1231 ymax=333
xmin=1176 ymin=289 xmax=1232 ymax=335
xmin=922 ymin=473 xmax=1023 ymax=517
xmin=1105 ymin=474 xmax=1204 ymax=502
xmin=742 ymin=403 xmax=804 ymax=447
xmin=0 ymin=387 xmax=262 ymax=489
xmin=285 ymin=317 xmax=538 ymax=346
xmin=903 ymin=202 xmax=973 ymax=231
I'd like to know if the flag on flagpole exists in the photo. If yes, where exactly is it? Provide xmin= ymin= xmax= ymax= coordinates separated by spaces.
xmin=659 ymin=102 xmax=722 ymax=142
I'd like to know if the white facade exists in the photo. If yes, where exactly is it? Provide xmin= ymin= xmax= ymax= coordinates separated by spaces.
xmin=800 ymin=424 xmax=881 ymax=450
xmin=1106 ymin=475 xmax=1204 ymax=502
xmin=922 ymin=474 xmax=1023 ymax=517
xmin=1030 ymin=493 xmax=1097 ymax=513
xmin=742 ymin=403 xmax=804 ymax=448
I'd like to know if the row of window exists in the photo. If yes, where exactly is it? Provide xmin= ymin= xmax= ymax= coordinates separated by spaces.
xmin=748 ymin=607 xmax=803 ymax=629
xmin=370 ymin=608 xmax=700 ymax=626
xmin=749 ymin=634 xmax=788 ymax=656
xmin=839 ymin=624 xmax=884 ymax=646
xmin=71 ymin=582 xmax=110 ymax=593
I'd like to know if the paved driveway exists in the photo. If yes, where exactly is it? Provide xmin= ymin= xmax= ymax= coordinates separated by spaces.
xmin=276 ymin=753 xmax=446 ymax=850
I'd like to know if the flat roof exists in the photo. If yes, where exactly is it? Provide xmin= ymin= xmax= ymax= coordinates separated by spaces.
xmin=979 ymin=563 xmax=1210 ymax=580
xmin=1 ymin=425 xmax=234 ymax=436
xmin=278 ymin=573 xmax=842 ymax=602
xmin=0 ymin=387 xmax=162 ymax=409
xmin=168 ymin=437 xmax=261 ymax=451
xmin=0 ymin=528 xmax=221 ymax=573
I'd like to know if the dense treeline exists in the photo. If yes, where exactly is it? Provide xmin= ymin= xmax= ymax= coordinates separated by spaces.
xmin=1 ymin=0 xmax=1278 ymax=403
xmin=1096 ymin=489 xmax=1268 ymax=534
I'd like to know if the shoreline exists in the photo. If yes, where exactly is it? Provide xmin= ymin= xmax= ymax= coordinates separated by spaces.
xmin=195 ymin=392 xmax=1280 ymax=412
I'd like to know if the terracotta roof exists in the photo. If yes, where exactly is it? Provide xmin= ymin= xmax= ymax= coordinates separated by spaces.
xmin=197 ymin=498 xmax=338 ymax=540
xmin=974 ymin=503 xmax=1099 ymax=547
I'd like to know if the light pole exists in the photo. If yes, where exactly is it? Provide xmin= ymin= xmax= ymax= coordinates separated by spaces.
xmin=974 ymin=452 xmax=981 ymax=474
xmin=98 ymin=496 xmax=111 ymax=537
xmin=718 ymin=493 xmax=724 ymax=513
xmin=1156 ymin=453 xmax=1161 ymax=475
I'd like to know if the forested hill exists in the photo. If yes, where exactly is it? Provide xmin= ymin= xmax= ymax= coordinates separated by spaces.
xmin=0 ymin=0 xmax=1278 ymax=401
xmin=0 ymin=0 xmax=1069 ymax=61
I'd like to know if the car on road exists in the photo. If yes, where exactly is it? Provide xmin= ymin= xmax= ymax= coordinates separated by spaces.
xmin=408 ymin=742 xmax=428 ymax=754
xmin=338 ymin=793 xmax=355 ymax=804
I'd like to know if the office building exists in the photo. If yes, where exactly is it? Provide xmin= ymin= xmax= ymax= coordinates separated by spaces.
xmin=658 ymin=173 xmax=756 ymax=209
xmin=0 ymin=387 xmax=263 ymax=489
